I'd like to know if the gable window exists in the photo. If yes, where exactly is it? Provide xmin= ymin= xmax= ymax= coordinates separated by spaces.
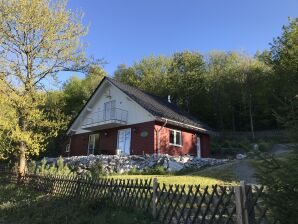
xmin=88 ymin=134 xmax=99 ymax=155
xmin=104 ymin=100 xmax=116 ymax=120
xmin=169 ymin=130 xmax=182 ymax=147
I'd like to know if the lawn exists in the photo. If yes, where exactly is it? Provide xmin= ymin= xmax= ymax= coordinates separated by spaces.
xmin=0 ymin=184 xmax=152 ymax=224
xmin=107 ymin=166 xmax=239 ymax=187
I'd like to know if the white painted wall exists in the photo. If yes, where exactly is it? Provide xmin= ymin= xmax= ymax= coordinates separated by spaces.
xmin=69 ymin=80 xmax=155 ymax=134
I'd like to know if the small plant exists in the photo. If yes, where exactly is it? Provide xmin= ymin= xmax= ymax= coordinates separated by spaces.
xmin=27 ymin=160 xmax=37 ymax=174
xmin=128 ymin=166 xmax=139 ymax=175
xmin=144 ymin=165 xmax=168 ymax=175
xmin=36 ymin=157 xmax=72 ymax=176
xmin=38 ymin=157 xmax=47 ymax=175
xmin=89 ymin=162 xmax=104 ymax=179
xmin=56 ymin=156 xmax=71 ymax=176
xmin=257 ymin=140 xmax=273 ymax=152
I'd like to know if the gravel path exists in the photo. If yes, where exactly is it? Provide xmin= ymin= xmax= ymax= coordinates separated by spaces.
xmin=190 ymin=144 xmax=292 ymax=184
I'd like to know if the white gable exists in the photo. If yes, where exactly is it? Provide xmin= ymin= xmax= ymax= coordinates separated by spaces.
xmin=68 ymin=79 xmax=155 ymax=135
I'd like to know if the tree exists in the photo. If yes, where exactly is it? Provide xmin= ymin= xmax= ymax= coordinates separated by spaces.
xmin=114 ymin=64 xmax=138 ymax=87
xmin=269 ymin=17 xmax=298 ymax=101
xmin=63 ymin=65 xmax=106 ymax=117
xmin=255 ymin=18 xmax=298 ymax=224
xmin=169 ymin=51 xmax=206 ymax=112
xmin=0 ymin=0 xmax=89 ymax=176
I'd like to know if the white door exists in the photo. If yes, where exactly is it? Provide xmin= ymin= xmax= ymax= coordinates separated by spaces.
xmin=117 ymin=128 xmax=131 ymax=155
xmin=104 ymin=100 xmax=116 ymax=120
xmin=197 ymin=136 xmax=201 ymax=158
xmin=88 ymin=134 xmax=99 ymax=155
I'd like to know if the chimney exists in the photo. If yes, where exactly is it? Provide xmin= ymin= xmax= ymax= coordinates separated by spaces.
xmin=168 ymin=95 xmax=171 ymax=103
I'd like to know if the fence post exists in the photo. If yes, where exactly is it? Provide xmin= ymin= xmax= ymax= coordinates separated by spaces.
xmin=236 ymin=181 xmax=253 ymax=224
xmin=76 ymin=176 xmax=82 ymax=198
xmin=152 ymin=178 xmax=158 ymax=219
xmin=240 ymin=181 xmax=250 ymax=224
xmin=235 ymin=185 xmax=244 ymax=224
xmin=241 ymin=181 xmax=255 ymax=224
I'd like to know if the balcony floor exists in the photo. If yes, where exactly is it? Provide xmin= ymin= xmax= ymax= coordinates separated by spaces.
xmin=82 ymin=120 xmax=127 ymax=131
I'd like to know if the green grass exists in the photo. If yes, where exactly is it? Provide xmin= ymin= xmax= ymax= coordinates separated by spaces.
xmin=0 ymin=184 xmax=152 ymax=224
xmin=188 ymin=166 xmax=238 ymax=182
xmin=107 ymin=172 xmax=238 ymax=187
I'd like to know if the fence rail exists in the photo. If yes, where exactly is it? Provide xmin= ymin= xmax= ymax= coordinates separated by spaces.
xmin=0 ymin=171 xmax=278 ymax=224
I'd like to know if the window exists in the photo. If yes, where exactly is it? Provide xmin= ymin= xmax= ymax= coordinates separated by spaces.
xmin=169 ymin=130 xmax=182 ymax=147
xmin=88 ymin=134 xmax=99 ymax=155
xmin=104 ymin=100 xmax=116 ymax=120
xmin=65 ymin=144 xmax=70 ymax=153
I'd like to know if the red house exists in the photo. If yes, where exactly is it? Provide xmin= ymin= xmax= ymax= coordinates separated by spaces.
xmin=64 ymin=77 xmax=212 ymax=157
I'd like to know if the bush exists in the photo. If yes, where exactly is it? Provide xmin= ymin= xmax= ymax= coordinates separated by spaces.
xmin=128 ymin=166 xmax=140 ymax=175
xmin=143 ymin=165 xmax=168 ymax=175
xmin=89 ymin=162 xmax=104 ymax=179
xmin=257 ymin=140 xmax=273 ymax=152
xmin=27 ymin=160 xmax=37 ymax=174
xmin=256 ymin=147 xmax=298 ymax=224
xmin=35 ymin=157 xmax=72 ymax=176
xmin=211 ymin=138 xmax=252 ymax=156
xmin=127 ymin=165 xmax=168 ymax=175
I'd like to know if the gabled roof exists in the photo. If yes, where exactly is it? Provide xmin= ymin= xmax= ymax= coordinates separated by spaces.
xmin=67 ymin=77 xmax=212 ymax=134
xmin=107 ymin=77 xmax=211 ymax=132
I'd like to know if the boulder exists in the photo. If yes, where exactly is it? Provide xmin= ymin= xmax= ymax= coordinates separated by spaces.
xmin=236 ymin=154 xmax=247 ymax=160
xmin=42 ymin=154 xmax=229 ymax=174
xmin=167 ymin=160 xmax=184 ymax=172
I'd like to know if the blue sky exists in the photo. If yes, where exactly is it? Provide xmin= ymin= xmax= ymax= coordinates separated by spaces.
xmin=62 ymin=0 xmax=298 ymax=83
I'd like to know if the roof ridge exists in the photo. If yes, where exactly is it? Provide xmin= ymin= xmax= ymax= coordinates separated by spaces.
xmin=106 ymin=77 xmax=211 ymax=131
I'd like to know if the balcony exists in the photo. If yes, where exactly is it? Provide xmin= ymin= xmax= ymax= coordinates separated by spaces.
xmin=82 ymin=108 xmax=128 ymax=130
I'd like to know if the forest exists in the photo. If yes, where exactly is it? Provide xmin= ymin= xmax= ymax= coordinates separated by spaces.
xmin=50 ymin=21 xmax=297 ymax=131
xmin=0 ymin=0 xmax=297 ymax=165
xmin=41 ymin=17 xmax=298 ymax=156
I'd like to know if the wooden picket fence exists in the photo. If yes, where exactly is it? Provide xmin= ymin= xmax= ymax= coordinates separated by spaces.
xmin=0 ymin=171 xmax=278 ymax=224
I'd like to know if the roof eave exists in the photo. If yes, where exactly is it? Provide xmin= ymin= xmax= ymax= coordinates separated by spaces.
xmin=155 ymin=117 xmax=214 ymax=135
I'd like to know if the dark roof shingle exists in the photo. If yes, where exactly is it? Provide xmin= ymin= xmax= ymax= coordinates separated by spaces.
xmin=107 ymin=77 xmax=211 ymax=132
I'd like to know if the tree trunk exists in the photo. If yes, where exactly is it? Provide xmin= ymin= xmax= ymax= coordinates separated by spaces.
xmin=232 ymin=108 xmax=236 ymax=132
xmin=18 ymin=114 xmax=27 ymax=180
xmin=18 ymin=142 xmax=26 ymax=180
xmin=249 ymin=94 xmax=255 ymax=140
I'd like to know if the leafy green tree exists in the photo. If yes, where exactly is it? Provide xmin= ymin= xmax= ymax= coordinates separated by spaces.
xmin=269 ymin=17 xmax=298 ymax=102
xmin=114 ymin=64 xmax=138 ymax=87
xmin=0 ymin=0 xmax=89 ymax=176
xmin=169 ymin=51 xmax=206 ymax=112
xmin=256 ymin=18 xmax=298 ymax=224
xmin=63 ymin=65 xmax=106 ymax=117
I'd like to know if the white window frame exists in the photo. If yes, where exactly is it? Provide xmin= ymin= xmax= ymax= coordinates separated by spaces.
xmin=169 ymin=129 xmax=182 ymax=147
xmin=65 ymin=144 xmax=70 ymax=153
xmin=88 ymin=133 xmax=99 ymax=155
xmin=104 ymin=100 xmax=116 ymax=120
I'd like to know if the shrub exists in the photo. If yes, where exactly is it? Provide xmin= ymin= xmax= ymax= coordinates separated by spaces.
xmin=257 ymin=140 xmax=272 ymax=152
xmin=144 ymin=165 xmax=168 ymax=175
xmin=256 ymin=148 xmax=298 ymax=224
xmin=89 ymin=162 xmax=104 ymax=179
xmin=27 ymin=160 xmax=37 ymax=174
xmin=128 ymin=166 xmax=140 ymax=175
xmin=38 ymin=157 xmax=47 ymax=174
xmin=36 ymin=157 xmax=72 ymax=176
xmin=56 ymin=156 xmax=71 ymax=176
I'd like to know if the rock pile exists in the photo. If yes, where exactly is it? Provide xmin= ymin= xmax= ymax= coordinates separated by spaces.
xmin=44 ymin=154 xmax=228 ymax=174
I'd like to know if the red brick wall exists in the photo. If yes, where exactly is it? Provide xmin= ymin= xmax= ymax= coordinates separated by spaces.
xmin=66 ymin=133 xmax=89 ymax=156
xmin=154 ymin=122 xmax=211 ymax=157
xmin=61 ymin=121 xmax=211 ymax=157
xmin=201 ymin=134 xmax=211 ymax=157
xmin=62 ymin=121 xmax=155 ymax=156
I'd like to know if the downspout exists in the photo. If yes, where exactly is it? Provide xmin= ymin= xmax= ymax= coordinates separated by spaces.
xmin=68 ymin=134 xmax=72 ymax=158
xmin=155 ymin=119 xmax=168 ymax=156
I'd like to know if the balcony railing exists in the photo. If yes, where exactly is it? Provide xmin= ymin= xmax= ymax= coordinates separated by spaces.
xmin=82 ymin=108 xmax=128 ymax=127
